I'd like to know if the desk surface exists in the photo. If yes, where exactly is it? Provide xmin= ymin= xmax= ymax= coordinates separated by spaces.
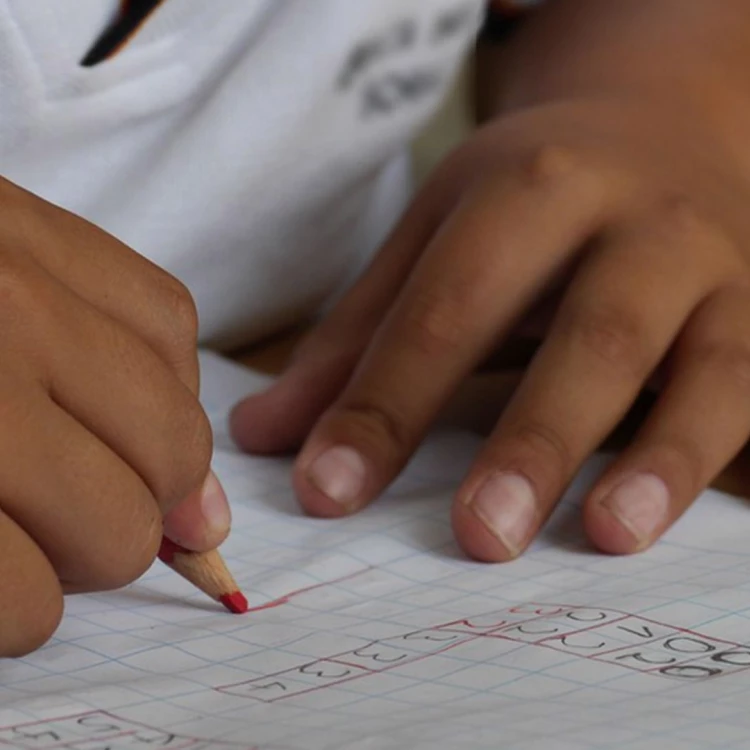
xmin=234 ymin=328 xmax=750 ymax=500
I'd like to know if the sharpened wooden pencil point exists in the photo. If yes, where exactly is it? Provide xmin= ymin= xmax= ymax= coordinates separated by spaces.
xmin=158 ymin=537 xmax=248 ymax=614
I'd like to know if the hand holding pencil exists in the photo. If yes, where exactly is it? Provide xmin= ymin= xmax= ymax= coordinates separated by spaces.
xmin=0 ymin=188 xmax=249 ymax=658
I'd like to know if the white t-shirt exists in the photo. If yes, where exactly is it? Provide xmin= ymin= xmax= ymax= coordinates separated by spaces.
xmin=0 ymin=1 xmax=486 ymax=349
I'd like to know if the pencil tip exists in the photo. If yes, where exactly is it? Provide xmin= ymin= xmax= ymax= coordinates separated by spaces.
xmin=220 ymin=591 xmax=249 ymax=614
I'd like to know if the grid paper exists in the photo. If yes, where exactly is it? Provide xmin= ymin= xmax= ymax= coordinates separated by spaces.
xmin=3 ymin=350 xmax=750 ymax=750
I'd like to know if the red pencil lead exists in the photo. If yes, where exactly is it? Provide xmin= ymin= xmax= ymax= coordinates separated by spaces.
xmin=220 ymin=592 xmax=249 ymax=615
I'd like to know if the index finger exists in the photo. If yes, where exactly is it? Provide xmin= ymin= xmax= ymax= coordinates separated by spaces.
xmin=2 ymin=178 xmax=201 ymax=391
xmin=293 ymin=147 xmax=618 ymax=517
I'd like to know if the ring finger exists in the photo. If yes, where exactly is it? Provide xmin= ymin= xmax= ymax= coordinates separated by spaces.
xmin=585 ymin=285 xmax=750 ymax=553
xmin=453 ymin=205 xmax=735 ymax=561
xmin=0 ymin=376 xmax=161 ymax=590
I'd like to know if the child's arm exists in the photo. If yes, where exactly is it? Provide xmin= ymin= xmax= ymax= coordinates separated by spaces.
xmin=0 ymin=177 xmax=229 ymax=656
xmin=237 ymin=0 xmax=750 ymax=561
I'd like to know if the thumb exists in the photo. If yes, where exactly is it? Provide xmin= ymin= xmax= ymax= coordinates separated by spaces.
xmin=162 ymin=470 xmax=231 ymax=552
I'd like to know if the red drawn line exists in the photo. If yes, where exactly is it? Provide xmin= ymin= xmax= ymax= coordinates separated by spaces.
xmin=216 ymin=602 xmax=750 ymax=700
xmin=264 ymin=672 xmax=368 ymax=703
xmin=327 ymin=658 xmax=380 ymax=673
xmin=304 ymin=636 xmax=483 ymax=699
xmin=246 ymin=566 xmax=373 ymax=613
xmin=534 ymin=614 xmax=630 ymax=648
xmin=221 ymin=636 xmax=485 ymax=704
xmin=0 ymin=712 xmax=252 ymax=750
xmin=491 ymin=605 xmax=747 ymax=656
xmin=0 ymin=710 xmax=100 ymax=733
xmin=435 ymin=605 xmax=587 ymax=638
xmin=632 ymin=621 xmax=743 ymax=649
xmin=439 ymin=614 xmax=547 ymax=636
xmin=533 ymin=602 xmax=746 ymax=650
xmin=1 ymin=730 xmax=135 ymax=750
xmin=218 ymin=668 xmax=373 ymax=703
xmin=531 ymin=602 xmax=629 ymax=617
xmin=0 ymin=712 xmax=120 ymax=749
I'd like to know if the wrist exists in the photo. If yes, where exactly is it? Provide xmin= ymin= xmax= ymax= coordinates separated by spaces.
xmin=477 ymin=0 xmax=750 ymax=175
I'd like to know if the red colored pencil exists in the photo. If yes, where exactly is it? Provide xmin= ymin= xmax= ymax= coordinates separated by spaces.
xmin=158 ymin=538 xmax=248 ymax=614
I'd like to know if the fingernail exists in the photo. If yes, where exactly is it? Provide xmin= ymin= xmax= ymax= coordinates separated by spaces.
xmin=200 ymin=471 xmax=231 ymax=533
xmin=307 ymin=446 xmax=367 ymax=511
xmin=468 ymin=473 xmax=537 ymax=558
xmin=601 ymin=473 xmax=669 ymax=548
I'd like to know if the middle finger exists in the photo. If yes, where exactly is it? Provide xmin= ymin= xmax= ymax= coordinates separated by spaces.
xmin=453 ymin=204 xmax=735 ymax=561
xmin=295 ymin=147 xmax=613 ymax=517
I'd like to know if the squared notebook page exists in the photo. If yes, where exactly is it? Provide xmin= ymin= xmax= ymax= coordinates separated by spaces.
xmin=2 ymin=350 xmax=750 ymax=750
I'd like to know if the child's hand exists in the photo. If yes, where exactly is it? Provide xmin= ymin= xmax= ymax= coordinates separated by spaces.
xmin=0 ymin=178 xmax=227 ymax=656
xmin=233 ymin=1 xmax=750 ymax=563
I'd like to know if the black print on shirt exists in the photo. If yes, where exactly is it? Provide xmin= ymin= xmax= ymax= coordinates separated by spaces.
xmin=361 ymin=69 xmax=443 ymax=117
xmin=432 ymin=4 xmax=478 ymax=43
xmin=337 ymin=19 xmax=418 ymax=90
xmin=337 ymin=3 xmax=479 ymax=119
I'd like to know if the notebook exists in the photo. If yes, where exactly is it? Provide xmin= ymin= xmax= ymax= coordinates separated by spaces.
xmin=2 ymin=351 xmax=750 ymax=750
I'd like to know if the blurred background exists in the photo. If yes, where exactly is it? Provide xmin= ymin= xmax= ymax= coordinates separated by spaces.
xmin=413 ymin=59 xmax=473 ymax=184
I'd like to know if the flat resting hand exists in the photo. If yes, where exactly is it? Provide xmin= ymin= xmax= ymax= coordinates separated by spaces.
xmin=232 ymin=0 xmax=750 ymax=562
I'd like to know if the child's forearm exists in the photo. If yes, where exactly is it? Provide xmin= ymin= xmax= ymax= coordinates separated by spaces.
xmin=475 ymin=0 xmax=750 ymax=162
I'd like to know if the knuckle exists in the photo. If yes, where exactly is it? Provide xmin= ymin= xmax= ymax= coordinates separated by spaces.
xmin=652 ymin=194 xmax=731 ymax=251
xmin=0 ymin=260 xmax=43 ymax=325
xmin=2 ymin=586 xmax=63 ymax=658
xmin=653 ymin=193 xmax=702 ymax=235
xmin=653 ymin=436 xmax=704 ymax=496
xmin=179 ymin=405 xmax=214 ymax=492
xmin=153 ymin=273 xmax=200 ymax=350
xmin=523 ymin=143 xmax=580 ymax=187
xmin=508 ymin=419 xmax=573 ymax=478
xmin=401 ymin=289 xmax=471 ymax=358
xmin=693 ymin=340 xmax=750 ymax=392
xmin=99 ymin=507 xmax=162 ymax=591
xmin=158 ymin=399 xmax=213 ymax=510
xmin=565 ymin=305 xmax=649 ymax=378
xmin=337 ymin=400 xmax=414 ymax=457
